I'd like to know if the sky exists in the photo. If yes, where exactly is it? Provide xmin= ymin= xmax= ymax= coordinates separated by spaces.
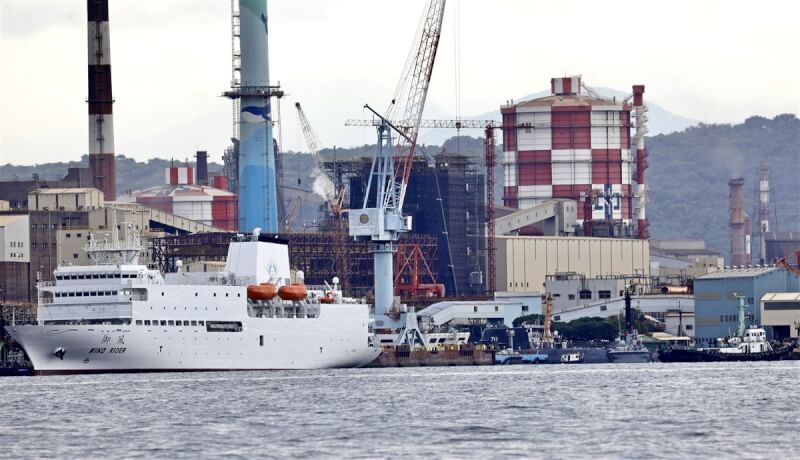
xmin=1 ymin=0 xmax=799 ymax=166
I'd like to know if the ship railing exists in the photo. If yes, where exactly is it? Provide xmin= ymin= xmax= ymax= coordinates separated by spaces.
xmin=37 ymin=280 xmax=56 ymax=288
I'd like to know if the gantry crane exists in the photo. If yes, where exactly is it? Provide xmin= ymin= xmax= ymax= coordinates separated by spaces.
xmin=348 ymin=0 xmax=446 ymax=341
xmin=346 ymin=118 xmax=500 ymax=294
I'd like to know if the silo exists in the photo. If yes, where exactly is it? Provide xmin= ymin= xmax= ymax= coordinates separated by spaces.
xmin=500 ymin=76 xmax=646 ymax=237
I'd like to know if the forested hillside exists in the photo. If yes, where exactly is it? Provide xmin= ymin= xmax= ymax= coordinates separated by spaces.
xmin=646 ymin=114 xmax=799 ymax=257
xmin=2 ymin=115 xmax=797 ymax=258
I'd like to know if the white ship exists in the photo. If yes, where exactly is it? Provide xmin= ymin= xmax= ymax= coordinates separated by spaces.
xmin=8 ymin=228 xmax=379 ymax=375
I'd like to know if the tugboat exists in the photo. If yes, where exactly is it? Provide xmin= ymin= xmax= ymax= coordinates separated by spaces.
xmin=607 ymin=287 xmax=652 ymax=363
xmin=658 ymin=295 xmax=792 ymax=363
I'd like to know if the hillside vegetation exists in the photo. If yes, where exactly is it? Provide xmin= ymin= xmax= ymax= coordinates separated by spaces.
xmin=2 ymin=115 xmax=797 ymax=258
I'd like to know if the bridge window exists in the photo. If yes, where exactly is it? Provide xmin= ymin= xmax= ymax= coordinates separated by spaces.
xmin=579 ymin=290 xmax=592 ymax=299
xmin=598 ymin=290 xmax=611 ymax=299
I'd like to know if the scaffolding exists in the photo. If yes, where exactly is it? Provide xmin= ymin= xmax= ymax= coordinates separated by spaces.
xmin=344 ymin=152 xmax=486 ymax=296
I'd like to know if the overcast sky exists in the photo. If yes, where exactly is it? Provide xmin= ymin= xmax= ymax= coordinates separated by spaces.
xmin=1 ymin=0 xmax=799 ymax=166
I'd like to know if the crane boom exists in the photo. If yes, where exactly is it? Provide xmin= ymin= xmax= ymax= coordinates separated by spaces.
xmin=295 ymin=102 xmax=337 ymax=210
xmin=349 ymin=0 xmax=447 ymax=327
xmin=295 ymin=102 xmax=321 ymax=156
xmin=390 ymin=0 xmax=446 ymax=212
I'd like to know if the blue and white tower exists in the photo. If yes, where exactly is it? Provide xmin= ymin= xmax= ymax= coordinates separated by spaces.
xmin=227 ymin=0 xmax=281 ymax=233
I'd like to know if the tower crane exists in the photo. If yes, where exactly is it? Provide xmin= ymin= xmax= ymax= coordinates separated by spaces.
xmin=348 ymin=0 xmax=446 ymax=343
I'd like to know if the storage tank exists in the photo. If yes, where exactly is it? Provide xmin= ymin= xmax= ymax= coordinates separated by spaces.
xmin=500 ymin=76 xmax=646 ymax=238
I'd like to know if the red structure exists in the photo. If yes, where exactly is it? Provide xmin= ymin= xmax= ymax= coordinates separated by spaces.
xmin=125 ymin=166 xmax=238 ymax=231
xmin=394 ymin=242 xmax=445 ymax=300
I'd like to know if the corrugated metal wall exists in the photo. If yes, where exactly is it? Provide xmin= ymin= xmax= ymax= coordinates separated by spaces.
xmin=496 ymin=236 xmax=650 ymax=293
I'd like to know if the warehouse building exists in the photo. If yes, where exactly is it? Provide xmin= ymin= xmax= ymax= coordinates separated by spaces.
xmin=693 ymin=267 xmax=800 ymax=345
xmin=759 ymin=292 xmax=800 ymax=340
xmin=497 ymin=235 xmax=650 ymax=294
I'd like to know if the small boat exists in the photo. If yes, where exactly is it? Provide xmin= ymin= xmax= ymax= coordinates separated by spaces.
xmin=659 ymin=295 xmax=791 ymax=363
xmin=658 ymin=327 xmax=792 ymax=362
xmin=247 ymin=283 xmax=277 ymax=301
xmin=277 ymin=283 xmax=308 ymax=301
xmin=319 ymin=291 xmax=335 ymax=304
xmin=607 ymin=288 xmax=652 ymax=363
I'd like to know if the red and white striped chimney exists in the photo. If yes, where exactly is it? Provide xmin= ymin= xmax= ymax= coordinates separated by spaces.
xmin=87 ymin=0 xmax=116 ymax=200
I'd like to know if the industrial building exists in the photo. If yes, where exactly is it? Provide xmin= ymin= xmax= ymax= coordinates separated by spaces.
xmin=120 ymin=163 xmax=237 ymax=231
xmin=0 ymin=188 xmax=222 ymax=304
xmin=759 ymin=292 xmax=800 ymax=340
xmin=543 ymin=271 xmax=693 ymax=326
xmin=764 ymin=232 xmax=800 ymax=262
xmin=500 ymin=76 xmax=648 ymax=239
xmin=693 ymin=267 xmax=800 ymax=344
xmin=497 ymin=235 xmax=650 ymax=294
xmin=649 ymin=240 xmax=724 ymax=283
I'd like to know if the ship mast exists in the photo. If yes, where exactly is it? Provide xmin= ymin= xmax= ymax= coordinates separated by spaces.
xmin=84 ymin=207 xmax=143 ymax=265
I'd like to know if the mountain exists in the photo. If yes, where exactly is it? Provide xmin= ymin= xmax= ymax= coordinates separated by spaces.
xmin=646 ymin=114 xmax=800 ymax=258
xmin=417 ymin=87 xmax=699 ymax=146
xmin=2 ymin=115 xmax=797 ymax=261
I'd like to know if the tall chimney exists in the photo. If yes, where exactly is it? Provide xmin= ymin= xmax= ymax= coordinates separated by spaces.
xmin=87 ymin=0 xmax=116 ymax=200
xmin=632 ymin=84 xmax=649 ymax=239
xmin=729 ymin=177 xmax=747 ymax=265
xmin=196 ymin=151 xmax=209 ymax=186
xmin=237 ymin=0 xmax=279 ymax=232
xmin=758 ymin=161 xmax=770 ymax=263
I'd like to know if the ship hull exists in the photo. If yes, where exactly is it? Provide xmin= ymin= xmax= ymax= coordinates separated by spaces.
xmin=8 ymin=305 xmax=380 ymax=374
xmin=657 ymin=346 xmax=792 ymax=363
xmin=607 ymin=350 xmax=652 ymax=363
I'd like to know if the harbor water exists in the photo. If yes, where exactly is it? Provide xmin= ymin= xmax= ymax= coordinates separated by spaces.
xmin=2 ymin=362 xmax=798 ymax=459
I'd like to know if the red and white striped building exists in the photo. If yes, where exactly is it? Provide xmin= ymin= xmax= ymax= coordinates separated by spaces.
xmin=123 ymin=166 xmax=237 ymax=231
xmin=501 ymin=76 xmax=648 ymax=238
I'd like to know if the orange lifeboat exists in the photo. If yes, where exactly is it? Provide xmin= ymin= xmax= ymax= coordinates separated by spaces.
xmin=278 ymin=284 xmax=307 ymax=301
xmin=319 ymin=291 xmax=335 ymax=304
xmin=247 ymin=283 xmax=277 ymax=301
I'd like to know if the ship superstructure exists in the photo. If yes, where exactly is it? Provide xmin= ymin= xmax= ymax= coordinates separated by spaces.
xmin=8 ymin=229 xmax=379 ymax=374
